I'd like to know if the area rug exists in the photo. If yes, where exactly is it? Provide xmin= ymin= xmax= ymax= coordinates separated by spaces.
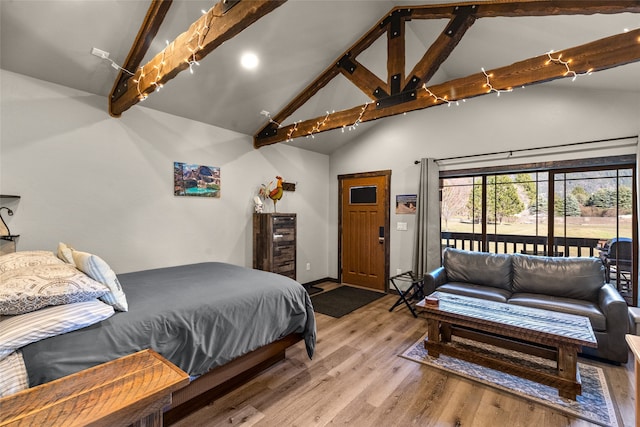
xmin=311 ymin=286 xmax=385 ymax=318
xmin=400 ymin=334 xmax=619 ymax=427
xmin=304 ymin=285 xmax=323 ymax=296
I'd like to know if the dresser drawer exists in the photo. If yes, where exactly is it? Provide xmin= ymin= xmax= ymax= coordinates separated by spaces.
xmin=253 ymin=213 xmax=297 ymax=280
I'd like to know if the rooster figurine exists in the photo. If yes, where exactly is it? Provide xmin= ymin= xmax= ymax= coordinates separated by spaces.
xmin=269 ymin=176 xmax=284 ymax=211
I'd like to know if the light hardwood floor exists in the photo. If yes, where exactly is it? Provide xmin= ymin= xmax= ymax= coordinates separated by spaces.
xmin=175 ymin=283 xmax=636 ymax=426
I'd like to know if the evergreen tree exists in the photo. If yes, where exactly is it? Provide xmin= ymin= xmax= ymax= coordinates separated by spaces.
xmin=467 ymin=176 xmax=524 ymax=224
xmin=529 ymin=195 xmax=548 ymax=215
xmin=571 ymin=186 xmax=589 ymax=206
xmin=515 ymin=173 xmax=537 ymax=205
xmin=587 ymin=186 xmax=632 ymax=213
xmin=555 ymin=193 xmax=581 ymax=216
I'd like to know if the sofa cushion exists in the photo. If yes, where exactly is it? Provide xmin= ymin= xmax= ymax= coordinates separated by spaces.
xmin=443 ymin=248 xmax=512 ymax=291
xmin=437 ymin=282 xmax=511 ymax=303
xmin=508 ymin=293 xmax=606 ymax=332
xmin=512 ymin=254 xmax=604 ymax=302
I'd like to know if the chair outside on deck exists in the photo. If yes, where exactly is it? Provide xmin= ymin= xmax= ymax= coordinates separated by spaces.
xmin=602 ymin=237 xmax=633 ymax=293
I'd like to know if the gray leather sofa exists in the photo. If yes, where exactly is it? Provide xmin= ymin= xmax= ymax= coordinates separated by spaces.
xmin=425 ymin=248 xmax=629 ymax=363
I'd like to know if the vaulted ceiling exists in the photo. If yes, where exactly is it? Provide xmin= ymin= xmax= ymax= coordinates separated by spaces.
xmin=1 ymin=1 xmax=639 ymax=155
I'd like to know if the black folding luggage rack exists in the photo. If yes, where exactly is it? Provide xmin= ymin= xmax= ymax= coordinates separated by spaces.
xmin=388 ymin=271 xmax=424 ymax=318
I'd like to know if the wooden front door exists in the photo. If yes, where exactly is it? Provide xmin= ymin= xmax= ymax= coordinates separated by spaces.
xmin=339 ymin=171 xmax=390 ymax=291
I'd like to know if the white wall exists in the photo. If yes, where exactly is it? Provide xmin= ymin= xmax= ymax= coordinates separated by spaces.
xmin=0 ymin=70 xmax=330 ymax=283
xmin=328 ymin=83 xmax=640 ymax=279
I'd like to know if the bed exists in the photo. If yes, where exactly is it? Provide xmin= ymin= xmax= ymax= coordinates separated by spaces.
xmin=0 ymin=249 xmax=316 ymax=424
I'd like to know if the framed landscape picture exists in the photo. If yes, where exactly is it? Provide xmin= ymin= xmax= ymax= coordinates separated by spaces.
xmin=174 ymin=162 xmax=220 ymax=197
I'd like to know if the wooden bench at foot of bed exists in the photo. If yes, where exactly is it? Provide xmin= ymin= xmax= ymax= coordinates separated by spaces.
xmin=0 ymin=349 xmax=189 ymax=427
xmin=0 ymin=334 xmax=302 ymax=426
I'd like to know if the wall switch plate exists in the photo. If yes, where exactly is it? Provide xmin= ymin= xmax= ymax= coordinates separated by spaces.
xmin=306 ymin=262 xmax=311 ymax=271
xmin=397 ymin=222 xmax=408 ymax=231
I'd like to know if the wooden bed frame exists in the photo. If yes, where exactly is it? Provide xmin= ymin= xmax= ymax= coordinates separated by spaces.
xmin=164 ymin=333 xmax=302 ymax=425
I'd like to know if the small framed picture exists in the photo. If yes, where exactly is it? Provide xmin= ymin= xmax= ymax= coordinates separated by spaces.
xmin=396 ymin=194 xmax=417 ymax=214
xmin=174 ymin=162 xmax=220 ymax=197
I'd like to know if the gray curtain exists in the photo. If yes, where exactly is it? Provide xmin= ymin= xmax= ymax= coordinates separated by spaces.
xmin=412 ymin=158 xmax=441 ymax=279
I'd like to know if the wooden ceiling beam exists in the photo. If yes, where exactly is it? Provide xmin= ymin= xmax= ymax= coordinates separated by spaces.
xmin=110 ymin=0 xmax=286 ymax=117
xmin=337 ymin=57 xmax=389 ymax=99
xmin=407 ymin=1 xmax=640 ymax=19
xmin=254 ymin=29 xmax=640 ymax=147
xmin=387 ymin=10 xmax=406 ymax=94
xmin=108 ymin=0 xmax=173 ymax=117
xmin=406 ymin=7 xmax=476 ymax=90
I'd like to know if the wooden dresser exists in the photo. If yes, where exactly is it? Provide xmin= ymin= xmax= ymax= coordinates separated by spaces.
xmin=253 ymin=213 xmax=296 ymax=280
xmin=0 ymin=349 xmax=189 ymax=427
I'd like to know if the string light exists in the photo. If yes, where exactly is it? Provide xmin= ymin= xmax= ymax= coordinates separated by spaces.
xmin=286 ymin=121 xmax=300 ymax=142
xmin=342 ymin=102 xmax=372 ymax=132
xmin=260 ymin=110 xmax=281 ymax=128
xmin=127 ymin=6 xmax=213 ymax=102
xmin=307 ymin=111 xmax=333 ymax=139
xmin=422 ymin=84 xmax=463 ymax=107
xmin=187 ymin=50 xmax=200 ymax=74
xmin=481 ymin=68 xmax=513 ymax=96
xmin=133 ymin=65 xmax=148 ymax=101
xmin=545 ymin=50 xmax=593 ymax=81
xmin=184 ymin=9 xmax=211 ymax=74
xmin=151 ymin=49 xmax=166 ymax=92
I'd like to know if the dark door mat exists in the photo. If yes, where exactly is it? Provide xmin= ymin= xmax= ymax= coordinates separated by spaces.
xmin=311 ymin=286 xmax=386 ymax=318
xmin=305 ymin=285 xmax=324 ymax=296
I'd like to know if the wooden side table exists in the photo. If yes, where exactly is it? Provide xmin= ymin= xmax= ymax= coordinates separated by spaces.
xmin=0 ymin=349 xmax=189 ymax=427
xmin=626 ymin=334 xmax=640 ymax=424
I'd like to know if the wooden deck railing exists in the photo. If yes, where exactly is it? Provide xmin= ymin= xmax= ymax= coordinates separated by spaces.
xmin=441 ymin=232 xmax=602 ymax=258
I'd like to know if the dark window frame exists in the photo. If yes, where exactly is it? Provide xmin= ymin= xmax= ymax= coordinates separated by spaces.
xmin=440 ymin=155 xmax=637 ymax=306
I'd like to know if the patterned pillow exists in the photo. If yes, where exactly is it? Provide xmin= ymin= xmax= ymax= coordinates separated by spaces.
xmin=57 ymin=242 xmax=75 ymax=264
xmin=0 ymin=299 xmax=115 ymax=361
xmin=71 ymin=250 xmax=128 ymax=312
xmin=0 ymin=264 xmax=109 ymax=315
xmin=0 ymin=251 xmax=64 ymax=273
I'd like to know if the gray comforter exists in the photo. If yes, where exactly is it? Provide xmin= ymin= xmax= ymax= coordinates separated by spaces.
xmin=21 ymin=262 xmax=316 ymax=386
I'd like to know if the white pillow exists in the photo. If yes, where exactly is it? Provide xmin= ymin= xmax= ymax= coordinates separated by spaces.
xmin=0 ymin=251 xmax=64 ymax=273
xmin=0 ymin=264 xmax=109 ymax=315
xmin=0 ymin=299 xmax=115 ymax=361
xmin=57 ymin=242 xmax=75 ymax=264
xmin=71 ymin=250 xmax=128 ymax=312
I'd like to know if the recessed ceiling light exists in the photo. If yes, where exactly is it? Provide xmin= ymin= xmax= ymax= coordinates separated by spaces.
xmin=240 ymin=52 xmax=259 ymax=70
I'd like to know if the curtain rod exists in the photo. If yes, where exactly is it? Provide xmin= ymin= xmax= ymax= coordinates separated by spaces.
xmin=413 ymin=135 xmax=638 ymax=165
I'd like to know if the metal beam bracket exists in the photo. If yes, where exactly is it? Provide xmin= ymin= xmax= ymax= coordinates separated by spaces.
xmin=445 ymin=5 xmax=477 ymax=37
xmin=381 ymin=8 xmax=412 ymax=38
xmin=222 ymin=0 xmax=241 ymax=14
xmin=403 ymin=75 xmax=421 ymax=92
xmin=375 ymin=90 xmax=417 ymax=109
xmin=256 ymin=125 xmax=279 ymax=140
xmin=337 ymin=54 xmax=357 ymax=74
xmin=373 ymin=87 xmax=389 ymax=99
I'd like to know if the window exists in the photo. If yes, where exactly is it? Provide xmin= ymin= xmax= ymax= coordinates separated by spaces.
xmin=350 ymin=186 xmax=377 ymax=204
xmin=440 ymin=158 xmax=636 ymax=305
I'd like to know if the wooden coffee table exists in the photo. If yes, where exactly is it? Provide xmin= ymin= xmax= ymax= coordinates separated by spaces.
xmin=416 ymin=292 xmax=598 ymax=400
